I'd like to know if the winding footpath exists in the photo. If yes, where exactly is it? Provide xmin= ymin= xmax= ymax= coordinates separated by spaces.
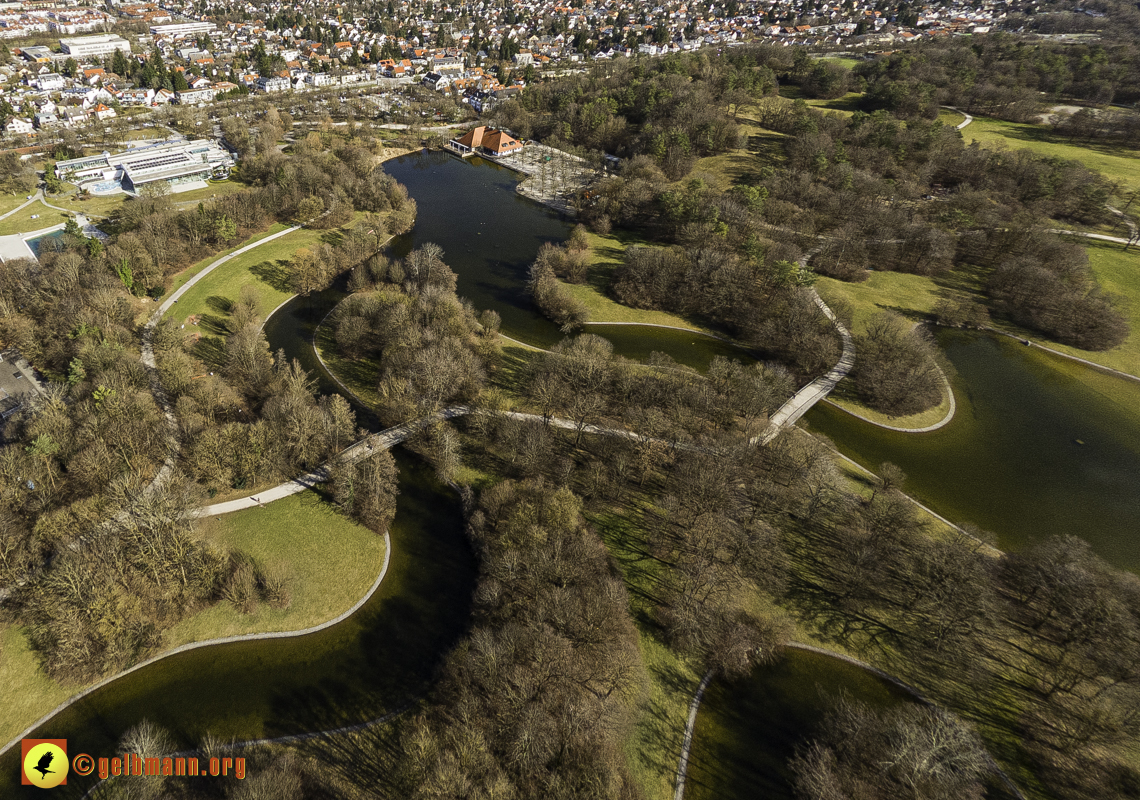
xmin=671 ymin=643 xmax=1027 ymax=800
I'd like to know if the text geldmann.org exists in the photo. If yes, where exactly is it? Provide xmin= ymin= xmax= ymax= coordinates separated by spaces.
xmin=93 ymin=753 xmax=246 ymax=780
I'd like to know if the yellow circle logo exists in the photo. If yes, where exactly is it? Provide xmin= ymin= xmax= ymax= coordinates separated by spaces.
xmin=23 ymin=741 xmax=69 ymax=788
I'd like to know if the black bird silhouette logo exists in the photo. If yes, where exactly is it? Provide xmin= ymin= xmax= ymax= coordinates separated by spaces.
xmin=33 ymin=751 xmax=55 ymax=779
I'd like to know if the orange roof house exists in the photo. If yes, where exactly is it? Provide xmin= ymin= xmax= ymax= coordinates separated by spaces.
xmin=450 ymin=125 xmax=523 ymax=156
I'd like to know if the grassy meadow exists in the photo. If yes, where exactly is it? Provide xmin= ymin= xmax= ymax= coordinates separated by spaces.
xmin=0 ymin=490 xmax=381 ymax=746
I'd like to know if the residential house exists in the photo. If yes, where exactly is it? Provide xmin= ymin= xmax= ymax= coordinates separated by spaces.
xmin=90 ymin=102 xmax=116 ymax=121
xmin=256 ymin=75 xmax=290 ymax=92
xmin=422 ymin=71 xmax=449 ymax=90
xmin=5 ymin=117 xmax=34 ymax=134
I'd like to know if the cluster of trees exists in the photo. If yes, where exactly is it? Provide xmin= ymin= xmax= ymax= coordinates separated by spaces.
xmin=788 ymin=463 xmax=1140 ymax=800
xmin=497 ymin=51 xmax=776 ymax=178
xmin=331 ymin=449 xmax=400 ymax=535
xmin=235 ymin=117 xmax=417 ymax=231
xmin=8 ymin=474 xmax=285 ymax=681
xmin=743 ymin=100 xmax=1129 ymax=349
xmin=0 ymin=150 xmax=37 ymax=195
xmin=521 ymin=334 xmax=793 ymax=446
xmin=397 ymin=478 xmax=645 ymax=799
xmin=1048 ymin=106 xmax=1140 ymax=149
xmin=791 ymin=699 xmax=990 ymax=800
xmin=646 ymin=447 xmax=792 ymax=675
xmin=181 ymin=343 xmax=358 ymax=493
xmin=610 ymin=238 xmax=837 ymax=378
xmin=984 ymin=230 xmax=1129 ymax=350
xmin=1020 ymin=0 xmax=1140 ymax=37
xmin=330 ymin=244 xmax=491 ymax=424
xmin=855 ymin=37 xmax=1140 ymax=118
xmin=527 ymin=238 xmax=591 ymax=331
xmin=849 ymin=313 xmax=945 ymax=416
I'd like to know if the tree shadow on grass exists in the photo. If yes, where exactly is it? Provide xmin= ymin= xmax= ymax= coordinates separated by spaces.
xmin=985 ymin=120 xmax=1140 ymax=160
xmin=250 ymin=258 xmax=294 ymax=292
xmin=193 ymin=335 xmax=227 ymax=370
xmin=206 ymin=295 xmax=233 ymax=314
xmin=197 ymin=313 xmax=230 ymax=336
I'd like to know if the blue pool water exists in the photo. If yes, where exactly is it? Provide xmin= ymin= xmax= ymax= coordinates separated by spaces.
xmin=25 ymin=230 xmax=65 ymax=257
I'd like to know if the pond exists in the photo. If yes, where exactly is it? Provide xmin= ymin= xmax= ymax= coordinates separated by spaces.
xmin=383 ymin=150 xmax=742 ymax=371
xmin=25 ymin=229 xmax=65 ymax=258
xmin=0 ymin=288 xmax=477 ymax=798
xmin=804 ymin=329 xmax=1140 ymax=571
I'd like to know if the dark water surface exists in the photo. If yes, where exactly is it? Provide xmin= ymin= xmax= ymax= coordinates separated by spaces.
xmin=6 ymin=151 xmax=1138 ymax=798
xmin=383 ymin=150 xmax=743 ymax=370
xmin=805 ymin=330 xmax=1140 ymax=570
xmin=0 ymin=288 xmax=476 ymax=797
xmin=685 ymin=649 xmax=918 ymax=800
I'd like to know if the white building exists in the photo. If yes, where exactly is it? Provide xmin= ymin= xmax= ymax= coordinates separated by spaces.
xmin=36 ymin=73 xmax=65 ymax=91
xmin=55 ymin=139 xmax=235 ymax=194
xmin=149 ymin=22 xmax=216 ymax=39
xmin=59 ymin=34 xmax=131 ymax=57
xmin=256 ymin=75 xmax=290 ymax=93
xmin=5 ymin=117 xmax=34 ymax=135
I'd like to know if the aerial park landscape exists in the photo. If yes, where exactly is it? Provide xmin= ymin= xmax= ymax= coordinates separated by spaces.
xmin=2 ymin=21 xmax=1140 ymax=800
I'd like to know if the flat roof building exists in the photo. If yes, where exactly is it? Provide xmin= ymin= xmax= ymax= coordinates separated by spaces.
xmin=149 ymin=21 xmax=215 ymax=38
xmin=59 ymin=34 xmax=131 ymax=57
xmin=55 ymin=139 xmax=235 ymax=194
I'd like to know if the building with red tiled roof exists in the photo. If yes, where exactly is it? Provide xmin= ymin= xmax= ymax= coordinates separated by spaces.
xmin=450 ymin=125 xmax=523 ymax=157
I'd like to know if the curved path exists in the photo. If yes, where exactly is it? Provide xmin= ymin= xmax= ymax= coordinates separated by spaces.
xmin=756 ymin=285 xmax=854 ymax=445
xmin=0 ymin=190 xmax=40 ymax=221
xmin=822 ymin=370 xmax=957 ymax=433
xmin=672 ymin=642 xmax=1027 ymax=800
xmin=942 ymin=105 xmax=974 ymax=130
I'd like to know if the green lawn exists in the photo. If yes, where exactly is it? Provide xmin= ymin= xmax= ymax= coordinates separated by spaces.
xmin=818 ymin=56 xmax=863 ymax=70
xmin=314 ymin=313 xmax=384 ymax=408
xmin=815 ymin=242 xmax=1140 ymax=380
xmin=961 ymin=115 xmax=1140 ymax=187
xmin=559 ymin=230 xmax=719 ymax=332
xmin=50 ymin=190 xmax=129 ymax=219
xmin=0 ymin=202 xmax=69 ymax=237
xmin=164 ymin=222 xmax=292 ymax=298
xmin=169 ymin=179 xmax=254 ymax=206
xmin=804 ymin=91 xmax=864 ymax=116
xmin=166 ymin=490 xmax=386 ymax=645
xmin=0 ymin=192 xmax=32 ymax=217
xmin=164 ymin=225 xmax=335 ymax=326
xmin=938 ymin=107 xmax=967 ymax=127
xmin=814 ymin=271 xmax=947 ymax=332
xmin=695 ymin=114 xmax=787 ymax=189
xmin=0 ymin=490 xmax=382 ymax=746
xmin=825 ymin=383 xmax=953 ymax=431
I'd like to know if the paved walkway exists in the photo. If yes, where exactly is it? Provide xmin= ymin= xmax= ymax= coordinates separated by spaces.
xmin=755 ymin=287 xmax=854 ymax=444
xmin=671 ymin=642 xmax=1026 ymax=800
xmin=755 ymin=245 xmax=854 ymax=445
xmin=942 ymin=105 xmax=974 ymax=130
xmin=0 ymin=190 xmax=39 ymax=222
